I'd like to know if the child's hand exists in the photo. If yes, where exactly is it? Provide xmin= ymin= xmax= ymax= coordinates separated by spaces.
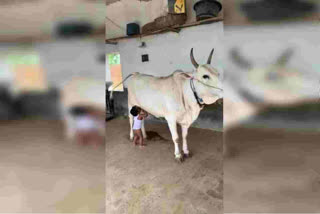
xmin=140 ymin=110 xmax=148 ymax=118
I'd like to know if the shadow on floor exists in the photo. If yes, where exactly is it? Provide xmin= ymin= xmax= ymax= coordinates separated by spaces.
xmin=146 ymin=131 xmax=169 ymax=142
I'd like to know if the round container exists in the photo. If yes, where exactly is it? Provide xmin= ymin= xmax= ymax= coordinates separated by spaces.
xmin=193 ymin=0 xmax=222 ymax=21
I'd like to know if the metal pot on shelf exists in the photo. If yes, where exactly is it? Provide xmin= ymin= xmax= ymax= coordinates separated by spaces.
xmin=193 ymin=0 xmax=222 ymax=21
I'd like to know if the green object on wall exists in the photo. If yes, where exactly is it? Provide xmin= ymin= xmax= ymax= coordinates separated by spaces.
xmin=108 ymin=53 xmax=120 ymax=65
xmin=5 ymin=54 xmax=40 ymax=65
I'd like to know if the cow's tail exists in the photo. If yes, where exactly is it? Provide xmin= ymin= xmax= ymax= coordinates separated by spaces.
xmin=109 ymin=73 xmax=136 ymax=100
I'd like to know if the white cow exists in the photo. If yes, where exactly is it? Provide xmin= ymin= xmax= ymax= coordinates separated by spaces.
xmin=126 ymin=48 xmax=223 ymax=162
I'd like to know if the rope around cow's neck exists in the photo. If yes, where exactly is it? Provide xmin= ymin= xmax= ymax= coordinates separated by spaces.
xmin=190 ymin=78 xmax=204 ymax=107
xmin=189 ymin=75 xmax=223 ymax=108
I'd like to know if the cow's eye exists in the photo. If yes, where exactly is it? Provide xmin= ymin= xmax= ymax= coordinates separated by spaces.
xmin=203 ymin=75 xmax=210 ymax=79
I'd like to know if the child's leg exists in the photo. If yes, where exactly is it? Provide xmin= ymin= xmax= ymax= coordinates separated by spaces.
xmin=76 ymin=131 xmax=86 ymax=145
xmin=133 ymin=135 xmax=137 ymax=145
xmin=82 ymin=132 xmax=90 ymax=145
xmin=133 ymin=130 xmax=139 ymax=145
xmin=137 ymin=130 xmax=146 ymax=147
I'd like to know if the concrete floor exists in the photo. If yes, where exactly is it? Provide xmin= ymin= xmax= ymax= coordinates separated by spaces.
xmin=0 ymin=120 xmax=105 ymax=213
xmin=106 ymin=118 xmax=223 ymax=214
xmin=224 ymin=126 xmax=320 ymax=213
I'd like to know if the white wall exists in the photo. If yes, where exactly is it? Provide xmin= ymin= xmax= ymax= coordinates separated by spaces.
xmin=106 ymin=21 xmax=224 ymax=87
xmin=36 ymin=38 xmax=105 ymax=88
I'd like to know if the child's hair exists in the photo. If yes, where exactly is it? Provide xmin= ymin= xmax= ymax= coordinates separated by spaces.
xmin=69 ymin=106 xmax=88 ymax=116
xmin=130 ymin=106 xmax=141 ymax=117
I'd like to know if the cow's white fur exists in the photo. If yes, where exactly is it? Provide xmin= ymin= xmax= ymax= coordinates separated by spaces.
xmin=127 ymin=51 xmax=223 ymax=161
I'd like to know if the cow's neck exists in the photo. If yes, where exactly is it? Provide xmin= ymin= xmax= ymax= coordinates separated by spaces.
xmin=190 ymin=78 xmax=205 ymax=108
xmin=182 ymin=79 xmax=203 ymax=121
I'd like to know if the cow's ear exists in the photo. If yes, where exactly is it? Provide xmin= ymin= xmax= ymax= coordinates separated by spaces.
xmin=180 ymin=72 xmax=192 ymax=79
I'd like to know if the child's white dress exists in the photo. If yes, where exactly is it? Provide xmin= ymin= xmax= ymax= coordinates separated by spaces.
xmin=133 ymin=116 xmax=142 ymax=130
xmin=75 ymin=115 xmax=99 ymax=131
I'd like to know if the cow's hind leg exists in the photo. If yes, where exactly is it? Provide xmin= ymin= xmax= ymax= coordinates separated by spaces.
xmin=167 ymin=118 xmax=183 ymax=162
xmin=181 ymin=125 xmax=192 ymax=158
xmin=141 ymin=120 xmax=147 ymax=139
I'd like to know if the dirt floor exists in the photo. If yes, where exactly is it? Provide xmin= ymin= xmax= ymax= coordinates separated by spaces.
xmin=0 ymin=120 xmax=105 ymax=213
xmin=106 ymin=118 xmax=223 ymax=214
xmin=224 ymin=126 xmax=320 ymax=213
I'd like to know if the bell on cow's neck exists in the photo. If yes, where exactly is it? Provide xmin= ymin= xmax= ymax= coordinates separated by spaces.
xmin=240 ymin=0 xmax=316 ymax=22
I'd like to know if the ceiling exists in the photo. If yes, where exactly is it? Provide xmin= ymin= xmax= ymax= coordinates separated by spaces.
xmin=0 ymin=0 xmax=105 ymax=42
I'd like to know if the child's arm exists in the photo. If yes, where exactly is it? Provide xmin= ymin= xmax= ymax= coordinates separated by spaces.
xmin=140 ymin=110 xmax=148 ymax=118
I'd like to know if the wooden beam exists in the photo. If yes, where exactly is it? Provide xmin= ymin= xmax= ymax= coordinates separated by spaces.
xmin=106 ymin=41 xmax=118 ymax=45
xmin=105 ymin=16 xmax=224 ymax=43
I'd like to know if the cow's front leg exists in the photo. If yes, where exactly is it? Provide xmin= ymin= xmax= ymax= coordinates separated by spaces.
xmin=181 ymin=125 xmax=192 ymax=158
xmin=167 ymin=119 xmax=183 ymax=162
xmin=141 ymin=120 xmax=147 ymax=139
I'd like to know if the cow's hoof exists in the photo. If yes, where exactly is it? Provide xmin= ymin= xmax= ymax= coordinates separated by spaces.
xmin=183 ymin=152 xmax=192 ymax=158
xmin=175 ymin=154 xmax=184 ymax=163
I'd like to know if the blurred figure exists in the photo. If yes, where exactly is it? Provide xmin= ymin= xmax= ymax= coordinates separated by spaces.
xmin=224 ymin=44 xmax=320 ymax=130
xmin=70 ymin=106 xmax=104 ymax=148
xmin=223 ymin=14 xmax=320 ymax=212
xmin=61 ymin=77 xmax=106 ymax=143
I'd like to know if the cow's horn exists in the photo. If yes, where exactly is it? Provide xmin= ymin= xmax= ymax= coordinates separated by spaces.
xmin=275 ymin=48 xmax=294 ymax=66
xmin=207 ymin=48 xmax=214 ymax=64
xmin=190 ymin=48 xmax=199 ymax=68
xmin=230 ymin=47 xmax=253 ymax=70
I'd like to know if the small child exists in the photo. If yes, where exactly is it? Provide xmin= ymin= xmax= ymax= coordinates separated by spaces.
xmin=130 ymin=106 xmax=148 ymax=147
xmin=70 ymin=106 xmax=104 ymax=148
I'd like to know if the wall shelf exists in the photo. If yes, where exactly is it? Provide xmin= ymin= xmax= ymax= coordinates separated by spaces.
xmin=105 ymin=16 xmax=223 ymax=44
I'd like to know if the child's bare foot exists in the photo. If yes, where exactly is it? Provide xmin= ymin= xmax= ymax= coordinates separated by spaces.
xmin=139 ymin=143 xmax=147 ymax=148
